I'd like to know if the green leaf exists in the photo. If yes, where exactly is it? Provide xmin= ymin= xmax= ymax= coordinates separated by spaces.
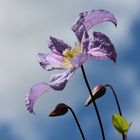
xmin=112 ymin=114 xmax=130 ymax=135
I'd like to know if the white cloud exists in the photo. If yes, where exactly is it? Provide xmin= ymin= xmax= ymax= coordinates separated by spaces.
xmin=0 ymin=0 xmax=140 ymax=139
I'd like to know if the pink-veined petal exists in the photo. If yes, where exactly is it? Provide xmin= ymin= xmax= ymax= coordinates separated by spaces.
xmin=37 ymin=53 xmax=66 ymax=71
xmin=72 ymin=54 xmax=88 ymax=68
xmin=48 ymin=36 xmax=71 ymax=55
xmin=87 ymin=32 xmax=117 ymax=62
xmin=72 ymin=9 xmax=117 ymax=42
xmin=84 ymin=9 xmax=117 ymax=31
xmin=25 ymin=82 xmax=51 ymax=114
xmin=71 ymin=12 xmax=88 ymax=42
xmin=49 ymin=68 xmax=75 ymax=90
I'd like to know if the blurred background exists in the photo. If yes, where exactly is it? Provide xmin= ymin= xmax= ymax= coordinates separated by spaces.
xmin=1 ymin=0 xmax=140 ymax=139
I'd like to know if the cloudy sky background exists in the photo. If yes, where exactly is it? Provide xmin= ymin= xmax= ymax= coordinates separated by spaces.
xmin=1 ymin=0 xmax=140 ymax=139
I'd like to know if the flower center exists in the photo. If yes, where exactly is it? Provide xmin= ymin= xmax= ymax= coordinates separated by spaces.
xmin=62 ymin=43 xmax=83 ymax=69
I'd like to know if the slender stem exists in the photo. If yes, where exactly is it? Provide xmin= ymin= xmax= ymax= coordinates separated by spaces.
xmin=105 ymin=84 xmax=122 ymax=116
xmin=105 ymin=84 xmax=125 ymax=140
xmin=124 ymin=134 xmax=127 ymax=140
xmin=81 ymin=65 xmax=105 ymax=140
xmin=67 ymin=106 xmax=86 ymax=140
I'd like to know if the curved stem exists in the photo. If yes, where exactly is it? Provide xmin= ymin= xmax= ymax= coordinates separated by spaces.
xmin=67 ymin=106 xmax=86 ymax=140
xmin=105 ymin=84 xmax=125 ymax=140
xmin=124 ymin=134 xmax=127 ymax=140
xmin=105 ymin=84 xmax=122 ymax=116
xmin=81 ymin=65 xmax=105 ymax=140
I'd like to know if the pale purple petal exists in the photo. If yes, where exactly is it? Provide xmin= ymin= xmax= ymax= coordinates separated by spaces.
xmin=87 ymin=32 xmax=117 ymax=62
xmin=25 ymin=83 xmax=51 ymax=114
xmin=83 ymin=9 xmax=117 ymax=31
xmin=72 ymin=9 xmax=117 ymax=42
xmin=72 ymin=54 xmax=88 ymax=68
xmin=48 ymin=36 xmax=71 ymax=55
xmin=37 ymin=53 xmax=66 ymax=71
xmin=49 ymin=68 xmax=75 ymax=90
xmin=71 ymin=12 xmax=88 ymax=42
xmin=81 ymin=32 xmax=90 ymax=51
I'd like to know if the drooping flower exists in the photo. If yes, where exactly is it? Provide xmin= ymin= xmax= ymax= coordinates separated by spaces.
xmin=26 ymin=9 xmax=117 ymax=114
xmin=49 ymin=103 xmax=68 ymax=117
xmin=85 ymin=85 xmax=106 ymax=106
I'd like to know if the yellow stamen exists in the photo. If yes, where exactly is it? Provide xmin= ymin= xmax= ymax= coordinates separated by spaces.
xmin=62 ymin=43 xmax=83 ymax=69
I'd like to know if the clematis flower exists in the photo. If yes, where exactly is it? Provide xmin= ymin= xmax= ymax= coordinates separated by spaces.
xmin=26 ymin=9 xmax=117 ymax=114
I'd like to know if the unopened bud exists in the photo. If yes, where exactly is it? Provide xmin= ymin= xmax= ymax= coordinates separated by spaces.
xmin=112 ymin=113 xmax=131 ymax=135
xmin=85 ymin=85 xmax=106 ymax=106
xmin=49 ymin=103 xmax=68 ymax=117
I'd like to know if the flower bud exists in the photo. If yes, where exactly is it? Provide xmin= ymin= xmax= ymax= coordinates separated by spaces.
xmin=85 ymin=85 xmax=106 ymax=106
xmin=49 ymin=103 xmax=68 ymax=117
xmin=112 ymin=113 xmax=131 ymax=135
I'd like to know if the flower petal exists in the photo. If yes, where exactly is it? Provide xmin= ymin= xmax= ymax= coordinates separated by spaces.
xmin=72 ymin=54 xmax=88 ymax=68
xmin=25 ymin=82 xmax=51 ymax=114
xmin=37 ymin=53 xmax=66 ymax=71
xmin=72 ymin=9 xmax=117 ymax=42
xmin=48 ymin=36 xmax=71 ymax=55
xmin=81 ymin=32 xmax=90 ymax=51
xmin=71 ymin=12 xmax=88 ymax=42
xmin=49 ymin=68 xmax=75 ymax=90
xmin=87 ymin=32 xmax=117 ymax=62
xmin=83 ymin=9 xmax=117 ymax=31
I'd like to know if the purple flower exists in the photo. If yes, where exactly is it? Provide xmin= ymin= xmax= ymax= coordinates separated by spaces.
xmin=26 ymin=9 xmax=117 ymax=114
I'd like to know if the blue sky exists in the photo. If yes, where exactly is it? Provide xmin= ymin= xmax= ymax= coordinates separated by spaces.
xmin=1 ymin=0 xmax=140 ymax=140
